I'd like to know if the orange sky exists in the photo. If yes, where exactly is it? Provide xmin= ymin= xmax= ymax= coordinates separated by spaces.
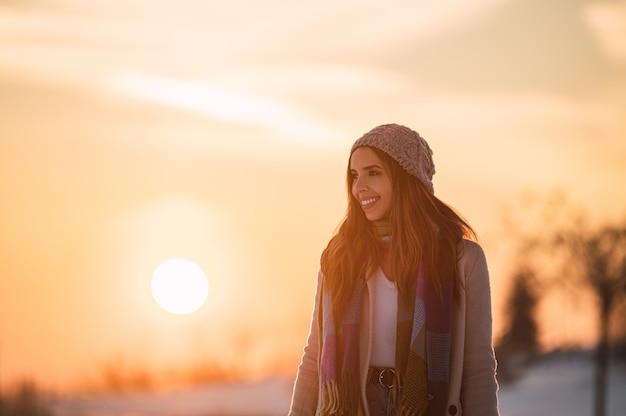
xmin=1 ymin=0 xmax=626 ymax=391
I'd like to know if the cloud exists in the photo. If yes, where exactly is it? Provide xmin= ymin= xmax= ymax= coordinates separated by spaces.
xmin=583 ymin=1 xmax=626 ymax=63
xmin=1 ymin=1 xmax=511 ymax=65
xmin=107 ymin=70 xmax=343 ymax=148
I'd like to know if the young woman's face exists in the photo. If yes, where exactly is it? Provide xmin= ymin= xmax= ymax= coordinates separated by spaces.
xmin=350 ymin=147 xmax=393 ymax=222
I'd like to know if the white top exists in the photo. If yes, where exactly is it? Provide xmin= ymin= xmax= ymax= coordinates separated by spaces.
xmin=369 ymin=267 xmax=398 ymax=368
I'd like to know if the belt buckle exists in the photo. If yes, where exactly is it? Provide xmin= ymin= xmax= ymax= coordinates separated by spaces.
xmin=378 ymin=368 xmax=395 ymax=388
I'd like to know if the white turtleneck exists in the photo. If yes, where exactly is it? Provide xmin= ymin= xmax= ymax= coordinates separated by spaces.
xmin=369 ymin=267 xmax=398 ymax=368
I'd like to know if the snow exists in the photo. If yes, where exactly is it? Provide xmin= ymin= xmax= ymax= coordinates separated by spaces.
xmin=49 ymin=378 xmax=293 ymax=416
xmin=497 ymin=351 xmax=626 ymax=416
xmin=49 ymin=352 xmax=626 ymax=416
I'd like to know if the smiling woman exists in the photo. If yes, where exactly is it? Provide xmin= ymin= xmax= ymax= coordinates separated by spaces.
xmin=151 ymin=258 xmax=209 ymax=315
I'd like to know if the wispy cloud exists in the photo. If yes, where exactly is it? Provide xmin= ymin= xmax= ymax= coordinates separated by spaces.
xmin=583 ymin=1 xmax=626 ymax=63
xmin=107 ymin=71 xmax=342 ymax=147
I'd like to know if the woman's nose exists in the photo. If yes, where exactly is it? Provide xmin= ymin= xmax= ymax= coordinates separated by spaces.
xmin=353 ymin=176 xmax=368 ymax=193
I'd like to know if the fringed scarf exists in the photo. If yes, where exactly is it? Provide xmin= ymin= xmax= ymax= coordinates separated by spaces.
xmin=318 ymin=244 xmax=454 ymax=416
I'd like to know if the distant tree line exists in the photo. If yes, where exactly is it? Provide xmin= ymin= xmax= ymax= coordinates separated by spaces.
xmin=0 ymin=380 xmax=53 ymax=416
xmin=494 ymin=192 xmax=626 ymax=416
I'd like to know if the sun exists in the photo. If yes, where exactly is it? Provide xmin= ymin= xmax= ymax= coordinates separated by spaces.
xmin=151 ymin=258 xmax=209 ymax=315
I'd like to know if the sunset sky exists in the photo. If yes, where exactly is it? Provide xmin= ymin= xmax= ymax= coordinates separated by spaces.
xmin=1 ymin=0 xmax=625 ymax=391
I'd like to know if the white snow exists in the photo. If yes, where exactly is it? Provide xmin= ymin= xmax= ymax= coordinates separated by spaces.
xmin=49 ymin=378 xmax=293 ymax=416
xmin=49 ymin=352 xmax=626 ymax=416
xmin=497 ymin=351 xmax=626 ymax=416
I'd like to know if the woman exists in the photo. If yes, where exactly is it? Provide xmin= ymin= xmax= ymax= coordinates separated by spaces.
xmin=288 ymin=124 xmax=499 ymax=416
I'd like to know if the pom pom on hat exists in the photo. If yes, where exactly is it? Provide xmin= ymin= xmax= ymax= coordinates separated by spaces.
xmin=351 ymin=124 xmax=436 ymax=194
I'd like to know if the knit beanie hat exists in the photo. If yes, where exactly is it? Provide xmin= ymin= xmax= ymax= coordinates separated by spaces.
xmin=351 ymin=123 xmax=436 ymax=194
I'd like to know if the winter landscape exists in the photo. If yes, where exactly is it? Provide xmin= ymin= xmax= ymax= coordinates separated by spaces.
xmin=3 ymin=1 xmax=626 ymax=416
xmin=45 ymin=351 xmax=625 ymax=416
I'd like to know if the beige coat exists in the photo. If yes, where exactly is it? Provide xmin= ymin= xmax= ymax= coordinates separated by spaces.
xmin=288 ymin=239 xmax=500 ymax=416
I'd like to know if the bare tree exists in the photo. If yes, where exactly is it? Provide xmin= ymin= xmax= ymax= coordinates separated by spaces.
xmin=495 ymin=265 xmax=541 ymax=383
xmin=498 ymin=191 xmax=626 ymax=414
xmin=555 ymin=218 xmax=626 ymax=416
xmin=494 ymin=191 xmax=567 ymax=383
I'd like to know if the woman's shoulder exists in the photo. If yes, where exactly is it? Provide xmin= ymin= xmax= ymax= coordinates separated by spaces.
xmin=460 ymin=238 xmax=483 ymax=252
xmin=458 ymin=238 xmax=487 ymax=264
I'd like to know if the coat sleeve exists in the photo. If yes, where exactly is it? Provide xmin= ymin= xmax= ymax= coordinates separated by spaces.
xmin=460 ymin=241 xmax=500 ymax=415
xmin=288 ymin=271 xmax=322 ymax=416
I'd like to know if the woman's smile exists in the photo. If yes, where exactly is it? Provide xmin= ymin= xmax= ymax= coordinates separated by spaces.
xmin=350 ymin=147 xmax=393 ymax=222
xmin=361 ymin=197 xmax=380 ymax=206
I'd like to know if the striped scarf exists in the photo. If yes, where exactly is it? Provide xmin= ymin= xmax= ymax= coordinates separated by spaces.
xmin=318 ymin=249 xmax=453 ymax=416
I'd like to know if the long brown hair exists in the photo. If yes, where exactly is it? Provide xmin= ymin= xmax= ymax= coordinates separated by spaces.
xmin=320 ymin=146 xmax=476 ymax=318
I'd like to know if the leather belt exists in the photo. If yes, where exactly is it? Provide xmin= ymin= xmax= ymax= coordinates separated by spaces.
xmin=368 ymin=367 xmax=396 ymax=388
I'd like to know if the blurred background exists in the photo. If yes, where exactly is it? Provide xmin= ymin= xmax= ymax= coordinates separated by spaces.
xmin=1 ymin=0 xmax=625 ymax=415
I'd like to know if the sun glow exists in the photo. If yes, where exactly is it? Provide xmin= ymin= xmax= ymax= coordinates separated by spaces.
xmin=151 ymin=258 xmax=209 ymax=315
